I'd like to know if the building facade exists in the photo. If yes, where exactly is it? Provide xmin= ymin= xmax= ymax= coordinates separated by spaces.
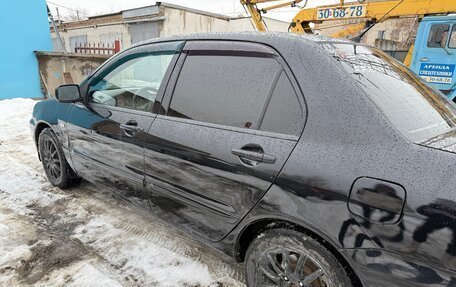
xmin=51 ymin=2 xmax=289 ymax=52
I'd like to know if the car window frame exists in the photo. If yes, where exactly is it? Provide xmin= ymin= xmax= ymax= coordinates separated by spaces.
xmin=258 ymin=69 xmax=306 ymax=136
xmin=79 ymin=41 xmax=184 ymax=115
xmin=449 ymin=24 xmax=456 ymax=49
xmin=427 ymin=24 xmax=451 ymax=49
xmin=160 ymin=40 xmax=307 ymax=138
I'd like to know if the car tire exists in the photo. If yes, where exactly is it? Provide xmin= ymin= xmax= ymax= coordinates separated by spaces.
xmin=38 ymin=128 xmax=80 ymax=189
xmin=245 ymin=228 xmax=353 ymax=287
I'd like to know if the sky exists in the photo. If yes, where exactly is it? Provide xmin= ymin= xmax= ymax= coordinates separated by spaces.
xmin=46 ymin=0 xmax=340 ymax=22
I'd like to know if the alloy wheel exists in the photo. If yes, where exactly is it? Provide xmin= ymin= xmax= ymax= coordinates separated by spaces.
xmin=41 ymin=138 xmax=62 ymax=182
xmin=257 ymin=247 xmax=330 ymax=287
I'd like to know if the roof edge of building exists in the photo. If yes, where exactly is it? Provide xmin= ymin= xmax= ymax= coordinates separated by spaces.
xmin=156 ymin=2 xmax=236 ymax=21
xmin=51 ymin=2 xmax=289 ymax=29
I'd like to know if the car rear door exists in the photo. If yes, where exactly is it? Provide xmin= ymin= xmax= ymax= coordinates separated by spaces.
xmin=66 ymin=41 xmax=183 ymax=206
xmin=143 ymin=41 xmax=306 ymax=241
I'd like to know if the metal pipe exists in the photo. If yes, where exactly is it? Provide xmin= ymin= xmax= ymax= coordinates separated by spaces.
xmin=47 ymin=4 xmax=67 ymax=55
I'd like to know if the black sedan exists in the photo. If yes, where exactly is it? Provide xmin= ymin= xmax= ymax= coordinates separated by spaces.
xmin=30 ymin=32 xmax=456 ymax=287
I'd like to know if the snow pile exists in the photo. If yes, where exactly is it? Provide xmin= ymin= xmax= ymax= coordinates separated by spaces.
xmin=73 ymin=216 xmax=215 ymax=287
xmin=0 ymin=98 xmax=244 ymax=287
xmin=0 ymin=98 xmax=36 ymax=143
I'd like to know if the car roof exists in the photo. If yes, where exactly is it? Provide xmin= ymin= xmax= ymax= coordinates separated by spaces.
xmin=422 ymin=14 xmax=456 ymax=22
xmin=131 ymin=31 xmax=348 ymax=50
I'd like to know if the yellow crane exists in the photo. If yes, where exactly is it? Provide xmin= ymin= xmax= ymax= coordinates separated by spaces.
xmin=241 ymin=0 xmax=456 ymax=66
xmin=241 ymin=0 xmax=456 ymax=33
xmin=241 ymin=0 xmax=456 ymax=99
xmin=241 ymin=0 xmax=305 ymax=32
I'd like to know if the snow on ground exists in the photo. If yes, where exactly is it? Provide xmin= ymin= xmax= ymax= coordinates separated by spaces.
xmin=0 ymin=98 xmax=245 ymax=287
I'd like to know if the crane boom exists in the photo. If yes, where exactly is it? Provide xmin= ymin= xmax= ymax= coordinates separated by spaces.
xmin=291 ymin=0 xmax=456 ymax=33
xmin=240 ymin=0 xmax=304 ymax=32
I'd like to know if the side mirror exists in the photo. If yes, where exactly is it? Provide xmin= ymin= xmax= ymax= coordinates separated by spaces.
xmin=55 ymin=84 xmax=82 ymax=103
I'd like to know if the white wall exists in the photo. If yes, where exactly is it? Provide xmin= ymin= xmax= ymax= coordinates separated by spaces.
xmin=160 ymin=7 xmax=289 ymax=37
xmin=160 ymin=8 xmax=231 ymax=37
xmin=52 ymin=23 xmax=131 ymax=52
xmin=227 ymin=18 xmax=290 ymax=32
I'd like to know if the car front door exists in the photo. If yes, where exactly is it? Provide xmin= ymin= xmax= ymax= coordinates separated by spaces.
xmin=143 ymin=41 xmax=306 ymax=241
xmin=66 ymin=41 xmax=183 ymax=205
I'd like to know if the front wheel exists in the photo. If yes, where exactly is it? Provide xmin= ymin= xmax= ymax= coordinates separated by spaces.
xmin=38 ymin=128 xmax=80 ymax=189
xmin=245 ymin=228 xmax=353 ymax=287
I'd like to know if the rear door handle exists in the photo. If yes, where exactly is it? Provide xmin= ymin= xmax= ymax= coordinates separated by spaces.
xmin=231 ymin=149 xmax=276 ymax=164
xmin=232 ymin=149 xmax=263 ymax=161
xmin=262 ymin=154 xmax=277 ymax=164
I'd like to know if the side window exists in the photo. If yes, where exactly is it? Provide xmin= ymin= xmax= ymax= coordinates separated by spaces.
xmin=168 ymin=52 xmax=281 ymax=129
xmin=427 ymin=24 xmax=450 ymax=48
xmin=450 ymin=25 xmax=456 ymax=49
xmin=259 ymin=71 xmax=304 ymax=136
xmin=89 ymin=52 xmax=175 ymax=112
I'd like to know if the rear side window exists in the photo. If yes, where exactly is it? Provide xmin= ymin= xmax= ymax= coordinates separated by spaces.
xmin=427 ymin=24 xmax=450 ymax=48
xmin=259 ymin=71 xmax=304 ymax=136
xmin=169 ymin=52 xmax=281 ymax=129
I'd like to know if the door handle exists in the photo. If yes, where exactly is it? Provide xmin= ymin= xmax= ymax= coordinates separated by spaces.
xmin=231 ymin=149 xmax=277 ymax=164
xmin=120 ymin=124 xmax=141 ymax=131
xmin=262 ymin=154 xmax=277 ymax=164
xmin=120 ymin=120 xmax=142 ymax=136
xmin=232 ymin=149 xmax=263 ymax=161
xmin=420 ymin=57 xmax=430 ymax=62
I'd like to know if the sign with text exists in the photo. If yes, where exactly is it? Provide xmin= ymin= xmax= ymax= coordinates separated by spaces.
xmin=419 ymin=63 xmax=455 ymax=84
xmin=317 ymin=5 xmax=367 ymax=20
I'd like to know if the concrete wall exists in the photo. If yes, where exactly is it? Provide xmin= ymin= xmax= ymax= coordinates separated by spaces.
xmin=35 ymin=52 xmax=109 ymax=98
xmin=160 ymin=7 xmax=230 ymax=37
xmin=1 ymin=1 xmax=52 ymax=99
xmin=160 ymin=7 xmax=289 ymax=37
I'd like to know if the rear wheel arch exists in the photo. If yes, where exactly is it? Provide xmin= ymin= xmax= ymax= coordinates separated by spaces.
xmin=235 ymin=218 xmax=363 ymax=287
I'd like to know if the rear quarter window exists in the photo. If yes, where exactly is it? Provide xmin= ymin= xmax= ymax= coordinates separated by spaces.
xmin=259 ymin=71 xmax=304 ymax=136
